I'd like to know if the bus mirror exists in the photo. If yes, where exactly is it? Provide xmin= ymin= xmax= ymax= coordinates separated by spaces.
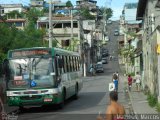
xmin=0 ymin=63 xmax=2 ymax=77
xmin=2 ymin=59 xmax=9 ymax=76
xmin=58 ymin=58 xmax=63 ymax=68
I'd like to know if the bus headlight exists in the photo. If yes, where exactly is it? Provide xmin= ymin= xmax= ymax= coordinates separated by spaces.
xmin=7 ymin=91 xmax=14 ymax=96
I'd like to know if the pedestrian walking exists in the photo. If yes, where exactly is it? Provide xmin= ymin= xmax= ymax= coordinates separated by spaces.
xmin=113 ymin=74 xmax=118 ymax=92
xmin=109 ymin=56 xmax=112 ymax=61
xmin=115 ymin=71 xmax=119 ymax=81
xmin=96 ymin=91 xmax=125 ymax=120
xmin=135 ymin=72 xmax=141 ymax=91
xmin=128 ymin=75 xmax=132 ymax=92
xmin=89 ymin=65 xmax=94 ymax=76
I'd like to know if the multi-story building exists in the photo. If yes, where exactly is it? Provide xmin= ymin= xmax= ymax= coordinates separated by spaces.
xmin=137 ymin=0 xmax=160 ymax=100
xmin=76 ymin=0 xmax=98 ymax=16
xmin=119 ymin=2 xmax=142 ymax=75
xmin=0 ymin=4 xmax=23 ymax=16
xmin=37 ymin=16 xmax=79 ymax=42
xmin=30 ymin=0 xmax=45 ymax=11
xmin=0 ymin=19 xmax=26 ymax=30
xmin=124 ymin=3 xmax=138 ymax=22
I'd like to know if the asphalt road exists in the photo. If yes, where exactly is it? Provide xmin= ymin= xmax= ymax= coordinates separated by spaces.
xmin=17 ymin=21 xmax=125 ymax=120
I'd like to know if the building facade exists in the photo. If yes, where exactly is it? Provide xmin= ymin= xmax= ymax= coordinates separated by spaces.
xmin=30 ymin=0 xmax=45 ymax=11
xmin=119 ymin=2 xmax=142 ymax=75
xmin=0 ymin=4 xmax=23 ymax=16
xmin=137 ymin=0 xmax=160 ymax=100
xmin=0 ymin=19 xmax=26 ymax=30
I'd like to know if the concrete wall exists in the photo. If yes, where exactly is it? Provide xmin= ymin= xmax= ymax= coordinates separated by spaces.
xmin=142 ymin=0 xmax=160 ymax=94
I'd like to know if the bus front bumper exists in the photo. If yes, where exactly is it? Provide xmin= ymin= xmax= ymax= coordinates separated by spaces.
xmin=7 ymin=94 xmax=62 ymax=106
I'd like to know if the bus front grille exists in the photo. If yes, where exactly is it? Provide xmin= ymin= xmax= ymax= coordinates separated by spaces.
xmin=20 ymin=95 xmax=42 ymax=100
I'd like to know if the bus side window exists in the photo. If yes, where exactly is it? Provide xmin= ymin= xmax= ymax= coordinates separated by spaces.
xmin=72 ymin=56 xmax=74 ymax=72
xmin=55 ymin=55 xmax=59 ymax=76
xmin=66 ymin=56 xmax=70 ymax=72
xmin=55 ymin=54 xmax=63 ymax=75
xmin=76 ymin=57 xmax=78 ymax=71
xmin=62 ymin=56 xmax=66 ymax=73
xmin=59 ymin=56 xmax=64 ymax=74
xmin=73 ymin=57 xmax=76 ymax=71
xmin=78 ymin=57 xmax=80 ymax=70
xmin=69 ymin=56 xmax=72 ymax=72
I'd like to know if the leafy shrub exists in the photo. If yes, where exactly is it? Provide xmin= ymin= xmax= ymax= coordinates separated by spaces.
xmin=156 ymin=103 xmax=160 ymax=112
xmin=126 ymin=72 xmax=135 ymax=76
xmin=147 ymin=93 xmax=157 ymax=107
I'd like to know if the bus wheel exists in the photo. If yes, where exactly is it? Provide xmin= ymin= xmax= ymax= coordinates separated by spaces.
xmin=59 ymin=90 xmax=66 ymax=109
xmin=73 ymin=84 xmax=79 ymax=100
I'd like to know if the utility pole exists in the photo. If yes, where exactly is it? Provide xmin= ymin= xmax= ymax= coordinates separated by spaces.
xmin=71 ymin=8 xmax=73 ymax=39
xmin=49 ymin=0 xmax=53 ymax=48
xmin=71 ymin=8 xmax=74 ymax=50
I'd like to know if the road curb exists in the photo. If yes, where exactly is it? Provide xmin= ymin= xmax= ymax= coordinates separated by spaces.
xmin=118 ymin=61 xmax=136 ymax=115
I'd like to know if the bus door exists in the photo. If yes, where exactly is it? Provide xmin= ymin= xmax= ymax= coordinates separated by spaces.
xmin=55 ymin=55 xmax=70 ymax=98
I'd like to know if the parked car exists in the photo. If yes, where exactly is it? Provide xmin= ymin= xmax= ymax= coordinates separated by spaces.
xmin=95 ymin=63 xmax=104 ymax=73
xmin=102 ymin=52 xmax=109 ymax=57
xmin=105 ymin=36 xmax=110 ymax=41
xmin=101 ymin=57 xmax=108 ymax=64
xmin=107 ymin=20 xmax=112 ymax=24
xmin=114 ymin=29 xmax=119 ymax=36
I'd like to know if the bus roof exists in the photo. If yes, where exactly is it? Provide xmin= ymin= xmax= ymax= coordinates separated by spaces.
xmin=8 ymin=47 xmax=80 ymax=59
xmin=53 ymin=47 xmax=79 ymax=56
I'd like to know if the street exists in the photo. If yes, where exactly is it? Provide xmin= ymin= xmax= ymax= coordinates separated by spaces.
xmin=16 ymin=22 xmax=130 ymax=120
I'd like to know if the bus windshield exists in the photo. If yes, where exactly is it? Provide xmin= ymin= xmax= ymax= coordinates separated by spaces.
xmin=7 ymin=57 xmax=55 ymax=89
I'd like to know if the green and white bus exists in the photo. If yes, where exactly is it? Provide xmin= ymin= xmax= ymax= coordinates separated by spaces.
xmin=2 ymin=47 xmax=83 ymax=109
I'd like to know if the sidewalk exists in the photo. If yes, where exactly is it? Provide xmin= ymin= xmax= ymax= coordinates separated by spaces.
xmin=128 ymin=83 xmax=157 ymax=114
xmin=118 ymin=74 xmax=133 ymax=114
xmin=119 ymin=64 xmax=157 ymax=114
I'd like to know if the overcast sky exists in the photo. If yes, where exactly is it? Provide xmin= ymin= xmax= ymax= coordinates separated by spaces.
xmin=1 ymin=0 xmax=138 ymax=20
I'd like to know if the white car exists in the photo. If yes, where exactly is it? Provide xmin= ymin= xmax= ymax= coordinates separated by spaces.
xmin=114 ymin=30 xmax=119 ymax=36
xmin=105 ymin=36 xmax=110 ymax=41
xmin=107 ymin=20 xmax=112 ymax=24
xmin=101 ymin=58 xmax=108 ymax=64
xmin=95 ymin=63 xmax=104 ymax=73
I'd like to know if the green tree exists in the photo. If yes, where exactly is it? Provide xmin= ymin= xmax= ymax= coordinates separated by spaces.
xmin=100 ymin=7 xmax=113 ymax=19
xmin=26 ymin=8 xmax=44 ymax=23
xmin=66 ymin=0 xmax=73 ymax=7
xmin=80 ymin=7 xmax=95 ymax=20
xmin=3 ymin=10 xmax=23 ymax=19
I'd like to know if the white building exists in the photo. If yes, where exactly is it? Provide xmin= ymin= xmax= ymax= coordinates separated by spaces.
xmin=0 ymin=4 xmax=23 ymax=16
xmin=30 ymin=0 xmax=45 ymax=11
xmin=124 ymin=3 xmax=138 ymax=22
